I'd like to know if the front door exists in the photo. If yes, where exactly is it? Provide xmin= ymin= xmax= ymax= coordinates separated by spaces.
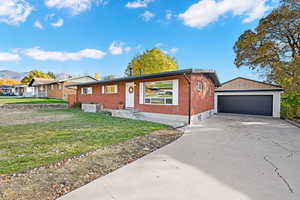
xmin=125 ymin=82 xmax=135 ymax=108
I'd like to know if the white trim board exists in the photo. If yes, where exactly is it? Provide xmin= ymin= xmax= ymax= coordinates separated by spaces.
xmin=139 ymin=79 xmax=179 ymax=106
xmin=215 ymin=91 xmax=282 ymax=118
xmin=138 ymin=109 xmax=214 ymax=125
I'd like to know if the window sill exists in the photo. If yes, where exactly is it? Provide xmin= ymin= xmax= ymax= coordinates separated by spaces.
xmin=143 ymin=103 xmax=176 ymax=106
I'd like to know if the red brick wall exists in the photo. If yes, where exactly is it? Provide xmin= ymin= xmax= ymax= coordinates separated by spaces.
xmin=47 ymin=84 xmax=63 ymax=99
xmin=68 ymin=94 xmax=76 ymax=107
xmin=77 ymin=74 xmax=215 ymax=116
xmin=77 ymin=82 xmax=126 ymax=110
xmin=134 ymin=75 xmax=190 ymax=115
xmin=47 ymin=82 xmax=78 ymax=100
xmin=191 ymin=74 xmax=215 ymax=115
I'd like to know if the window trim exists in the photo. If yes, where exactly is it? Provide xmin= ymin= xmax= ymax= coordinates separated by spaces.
xmin=102 ymin=85 xmax=118 ymax=94
xmin=81 ymin=87 xmax=93 ymax=95
xmin=196 ymin=80 xmax=204 ymax=92
xmin=142 ymin=80 xmax=178 ymax=106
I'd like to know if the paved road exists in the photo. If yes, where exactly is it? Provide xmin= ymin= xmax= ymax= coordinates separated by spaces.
xmin=59 ymin=115 xmax=300 ymax=200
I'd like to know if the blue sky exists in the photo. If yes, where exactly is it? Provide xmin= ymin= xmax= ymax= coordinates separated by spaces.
xmin=0 ymin=0 xmax=278 ymax=82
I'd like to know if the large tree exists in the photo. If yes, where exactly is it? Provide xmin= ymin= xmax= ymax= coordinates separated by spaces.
xmin=125 ymin=48 xmax=179 ymax=76
xmin=95 ymin=72 xmax=101 ymax=80
xmin=234 ymin=0 xmax=300 ymax=96
xmin=21 ymin=70 xmax=53 ymax=84
xmin=47 ymin=72 xmax=56 ymax=79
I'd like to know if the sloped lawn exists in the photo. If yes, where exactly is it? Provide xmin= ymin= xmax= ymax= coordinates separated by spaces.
xmin=0 ymin=109 xmax=168 ymax=175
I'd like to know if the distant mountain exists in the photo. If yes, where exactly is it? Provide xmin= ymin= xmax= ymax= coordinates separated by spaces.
xmin=0 ymin=70 xmax=85 ymax=81
xmin=0 ymin=70 xmax=28 ymax=81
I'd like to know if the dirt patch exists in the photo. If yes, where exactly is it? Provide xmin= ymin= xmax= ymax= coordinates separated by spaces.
xmin=0 ymin=129 xmax=183 ymax=200
xmin=0 ymin=110 xmax=74 ymax=126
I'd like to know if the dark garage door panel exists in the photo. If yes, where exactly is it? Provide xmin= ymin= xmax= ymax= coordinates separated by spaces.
xmin=218 ymin=95 xmax=273 ymax=116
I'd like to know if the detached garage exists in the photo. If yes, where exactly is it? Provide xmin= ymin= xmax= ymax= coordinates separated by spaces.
xmin=215 ymin=77 xmax=283 ymax=118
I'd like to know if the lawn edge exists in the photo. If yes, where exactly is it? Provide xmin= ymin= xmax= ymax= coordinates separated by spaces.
xmin=0 ymin=128 xmax=182 ymax=179
xmin=0 ymin=128 xmax=183 ymax=200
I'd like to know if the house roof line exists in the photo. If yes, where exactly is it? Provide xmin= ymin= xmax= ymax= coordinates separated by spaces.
xmin=28 ymin=78 xmax=54 ymax=87
xmin=54 ymin=75 xmax=97 ymax=83
xmin=28 ymin=75 xmax=96 ymax=87
xmin=220 ymin=77 xmax=282 ymax=88
xmin=67 ymin=69 xmax=221 ymax=87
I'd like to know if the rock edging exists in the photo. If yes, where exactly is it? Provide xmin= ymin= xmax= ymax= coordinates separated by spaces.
xmin=0 ymin=104 xmax=68 ymax=110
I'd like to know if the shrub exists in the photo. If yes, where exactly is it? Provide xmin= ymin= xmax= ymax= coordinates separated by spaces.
xmin=72 ymin=103 xmax=82 ymax=109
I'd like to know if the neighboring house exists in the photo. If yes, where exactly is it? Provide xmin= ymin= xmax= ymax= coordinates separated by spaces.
xmin=28 ymin=78 xmax=55 ymax=98
xmin=69 ymin=69 xmax=221 ymax=124
xmin=12 ymin=84 xmax=35 ymax=97
xmin=12 ymin=84 xmax=25 ymax=96
xmin=215 ymin=77 xmax=284 ymax=118
xmin=0 ymin=85 xmax=13 ymax=96
xmin=23 ymin=86 xmax=35 ymax=97
xmin=13 ymin=84 xmax=35 ymax=97
xmin=28 ymin=76 xmax=97 ymax=100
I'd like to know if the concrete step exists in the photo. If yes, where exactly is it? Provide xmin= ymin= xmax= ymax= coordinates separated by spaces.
xmin=110 ymin=109 xmax=187 ymax=128
xmin=110 ymin=109 xmax=137 ymax=120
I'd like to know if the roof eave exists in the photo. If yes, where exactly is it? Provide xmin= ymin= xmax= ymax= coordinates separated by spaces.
xmin=215 ymin=88 xmax=284 ymax=92
xmin=67 ymin=69 xmax=221 ymax=87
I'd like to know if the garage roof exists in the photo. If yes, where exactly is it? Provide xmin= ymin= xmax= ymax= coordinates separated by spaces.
xmin=216 ymin=77 xmax=283 ymax=92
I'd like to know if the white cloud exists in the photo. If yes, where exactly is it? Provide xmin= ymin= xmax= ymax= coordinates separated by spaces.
xmin=109 ymin=41 xmax=132 ymax=55
xmin=165 ymin=10 xmax=172 ymax=20
xmin=24 ymin=47 xmax=106 ymax=61
xmin=125 ymin=0 xmax=152 ymax=8
xmin=141 ymin=10 xmax=154 ymax=22
xmin=163 ymin=47 xmax=179 ymax=54
xmin=179 ymin=0 xmax=271 ymax=28
xmin=155 ymin=43 xmax=163 ymax=48
xmin=154 ymin=43 xmax=178 ymax=54
xmin=79 ymin=49 xmax=106 ymax=59
xmin=51 ymin=18 xmax=64 ymax=27
xmin=0 ymin=52 xmax=20 ymax=61
xmin=45 ymin=0 xmax=102 ymax=15
xmin=33 ymin=20 xmax=43 ymax=29
xmin=11 ymin=48 xmax=21 ymax=53
xmin=169 ymin=47 xmax=178 ymax=54
xmin=0 ymin=0 xmax=33 ymax=25
xmin=44 ymin=13 xmax=55 ymax=21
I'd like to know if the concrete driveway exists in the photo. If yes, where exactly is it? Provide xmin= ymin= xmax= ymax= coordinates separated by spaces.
xmin=59 ymin=115 xmax=300 ymax=200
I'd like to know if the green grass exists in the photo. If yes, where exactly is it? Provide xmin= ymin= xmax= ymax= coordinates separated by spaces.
xmin=0 ymin=109 xmax=168 ymax=175
xmin=0 ymin=98 xmax=67 ymax=104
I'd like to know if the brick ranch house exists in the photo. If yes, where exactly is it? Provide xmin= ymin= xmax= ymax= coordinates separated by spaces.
xmin=68 ymin=69 xmax=221 ymax=124
xmin=29 ymin=76 xmax=97 ymax=100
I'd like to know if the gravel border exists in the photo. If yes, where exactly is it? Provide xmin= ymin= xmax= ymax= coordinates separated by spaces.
xmin=0 ymin=129 xmax=183 ymax=200
xmin=285 ymin=119 xmax=300 ymax=128
xmin=0 ymin=104 xmax=67 ymax=110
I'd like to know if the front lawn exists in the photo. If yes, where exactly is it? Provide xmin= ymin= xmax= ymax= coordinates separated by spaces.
xmin=0 ymin=97 xmax=67 ymax=104
xmin=0 ymin=109 xmax=168 ymax=175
